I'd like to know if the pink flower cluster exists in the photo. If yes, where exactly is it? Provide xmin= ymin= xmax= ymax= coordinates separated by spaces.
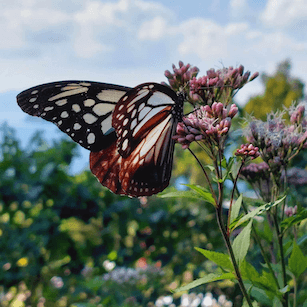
xmin=235 ymin=144 xmax=260 ymax=160
xmin=164 ymin=61 xmax=199 ymax=92
xmin=173 ymin=102 xmax=238 ymax=149
xmin=190 ymin=66 xmax=259 ymax=106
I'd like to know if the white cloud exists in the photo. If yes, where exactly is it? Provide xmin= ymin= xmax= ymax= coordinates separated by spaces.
xmin=261 ymin=0 xmax=307 ymax=28
xmin=0 ymin=0 xmax=306 ymax=105
xmin=230 ymin=0 xmax=246 ymax=8
xmin=138 ymin=16 xmax=168 ymax=40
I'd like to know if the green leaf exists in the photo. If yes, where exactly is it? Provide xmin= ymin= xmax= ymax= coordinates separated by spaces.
xmin=160 ymin=190 xmax=208 ymax=200
xmin=281 ymin=209 xmax=307 ymax=231
xmin=289 ymin=240 xmax=307 ymax=278
xmin=174 ymin=273 xmax=235 ymax=293
xmin=195 ymin=247 xmax=233 ymax=271
xmin=183 ymin=184 xmax=216 ymax=205
xmin=230 ymin=196 xmax=286 ymax=231
xmin=240 ymin=260 xmax=260 ymax=280
xmin=230 ymin=194 xmax=243 ymax=225
xmin=232 ymin=220 xmax=253 ymax=264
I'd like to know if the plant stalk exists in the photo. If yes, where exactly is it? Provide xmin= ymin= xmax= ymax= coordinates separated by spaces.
xmin=215 ymin=203 xmax=253 ymax=307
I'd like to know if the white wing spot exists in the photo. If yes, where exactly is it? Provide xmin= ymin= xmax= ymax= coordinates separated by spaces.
xmin=41 ymin=112 xmax=46 ymax=116
xmin=29 ymin=97 xmax=37 ymax=103
xmin=55 ymin=99 xmax=68 ymax=106
xmin=93 ymin=103 xmax=114 ymax=116
xmin=57 ymin=120 xmax=63 ymax=126
xmin=87 ymin=133 xmax=95 ymax=144
xmin=123 ymin=118 xmax=128 ymax=126
xmin=71 ymin=133 xmax=75 ymax=137
xmin=84 ymin=99 xmax=95 ymax=107
xmin=72 ymin=104 xmax=81 ymax=112
xmin=97 ymin=90 xmax=125 ymax=102
xmin=79 ymin=82 xmax=91 ymax=86
xmin=49 ymin=87 xmax=88 ymax=101
xmin=33 ymin=104 xmax=39 ymax=109
xmin=131 ymin=109 xmax=137 ymax=118
xmin=139 ymin=106 xmax=151 ymax=120
xmin=122 ymin=139 xmax=128 ymax=151
xmin=61 ymin=111 xmax=69 ymax=118
xmin=83 ymin=113 xmax=98 ymax=124
xmin=148 ymin=92 xmax=174 ymax=106
xmin=122 ymin=130 xmax=128 ymax=137
xmin=138 ymin=103 xmax=145 ymax=112
xmin=66 ymin=128 xmax=70 ymax=132
xmin=101 ymin=116 xmax=113 ymax=134
xmin=74 ymin=123 xmax=82 ymax=130
xmin=31 ymin=90 xmax=38 ymax=95
xmin=44 ymin=106 xmax=54 ymax=111
xmin=117 ymin=114 xmax=125 ymax=121
xmin=131 ymin=118 xmax=137 ymax=129
xmin=149 ymin=84 xmax=154 ymax=89
xmin=52 ymin=117 xmax=57 ymax=120
xmin=118 ymin=104 xmax=124 ymax=111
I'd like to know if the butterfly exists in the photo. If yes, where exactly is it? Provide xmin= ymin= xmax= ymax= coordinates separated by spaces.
xmin=17 ymin=81 xmax=185 ymax=197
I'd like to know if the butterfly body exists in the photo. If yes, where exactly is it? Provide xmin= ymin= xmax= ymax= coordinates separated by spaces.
xmin=17 ymin=81 xmax=184 ymax=197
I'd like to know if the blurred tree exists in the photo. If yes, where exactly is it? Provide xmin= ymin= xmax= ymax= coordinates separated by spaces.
xmin=244 ymin=59 xmax=304 ymax=119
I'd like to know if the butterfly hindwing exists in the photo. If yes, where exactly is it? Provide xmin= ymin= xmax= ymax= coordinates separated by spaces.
xmin=112 ymin=83 xmax=179 ymax=158
xmin=17 ymin=81 xmax=131 ymax=151
xmin=90 ymin=83 xmax=184 ymax=197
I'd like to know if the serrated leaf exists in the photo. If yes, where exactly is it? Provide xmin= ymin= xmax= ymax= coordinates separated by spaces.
xmin=281 ymin=209 xmax=307 ymax=231
xmin=174 ymin=273 xmax=235 ymax=293
xmin=195 ymin=247 xmax=233 ymax=271
xmin=232 ymin=220 xmax=253 ymax=264
xmin=231 ymin=196 xmax=286 ymax=231
xmin=289 ymin=240 xmax=307 ymax=278
xmin=183 ymin=184 xmax=215 ymax=205
xmin=230 ymin=194 xmax=243 ymax=225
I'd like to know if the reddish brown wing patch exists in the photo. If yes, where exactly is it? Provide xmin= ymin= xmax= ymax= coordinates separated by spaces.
xmin=90 ymin=143 xmax=125 ymax=195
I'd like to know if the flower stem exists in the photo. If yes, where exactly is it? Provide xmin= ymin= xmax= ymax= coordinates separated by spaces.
xmin=273 ymin=212 xmax=288 ymax=306
xmin=215 ymin=202 xmax=253 ymax=307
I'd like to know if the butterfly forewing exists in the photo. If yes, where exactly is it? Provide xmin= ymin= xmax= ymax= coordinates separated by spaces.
xmin=17 ymin=81 xmax=131 ymax=151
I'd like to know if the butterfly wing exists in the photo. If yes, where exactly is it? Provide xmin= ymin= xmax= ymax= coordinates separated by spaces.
xmin=17 ymin=81 xmax=131 ymax=151
xmin=90 ymin=83 xmax=184 ymax=197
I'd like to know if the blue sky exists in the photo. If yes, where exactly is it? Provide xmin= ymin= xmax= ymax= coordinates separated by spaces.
xmin=1 ymin=0 xmax=307 ymax=173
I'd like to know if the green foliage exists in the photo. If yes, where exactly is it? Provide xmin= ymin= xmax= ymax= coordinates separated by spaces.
xmin=0 ymin=124 xmax=226 ymax=306
xmin=289 ymin=241 xmax=307 ymax=278
xmin=244 ymin=60 xmax=304 ymax=119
